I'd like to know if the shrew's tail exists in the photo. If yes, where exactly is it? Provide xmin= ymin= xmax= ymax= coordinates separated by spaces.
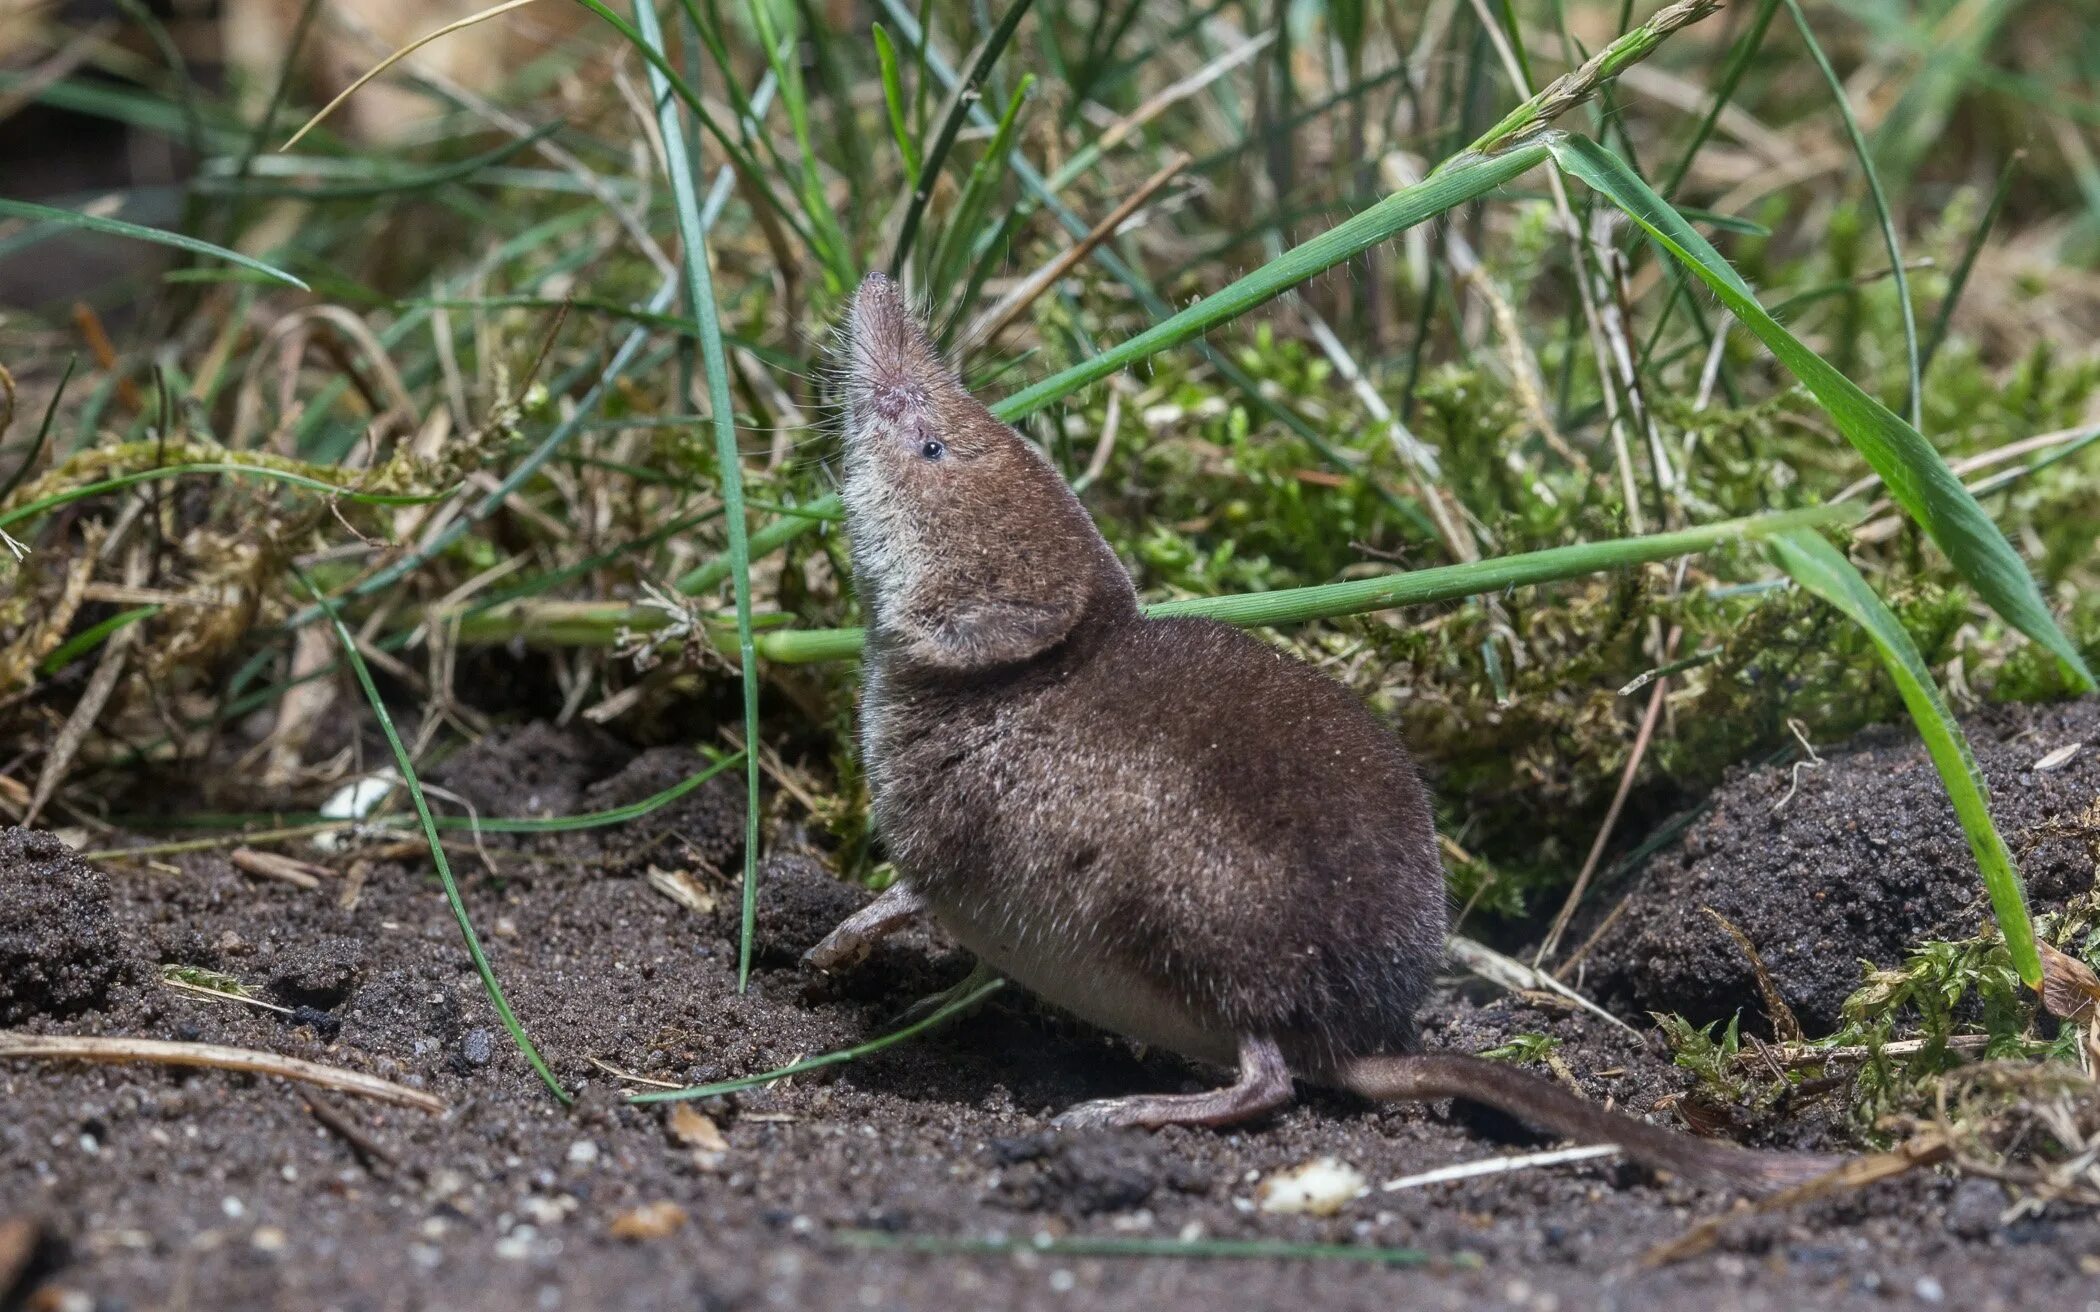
xmin=1336 ymin=1051 xmax=1840 ymax=1196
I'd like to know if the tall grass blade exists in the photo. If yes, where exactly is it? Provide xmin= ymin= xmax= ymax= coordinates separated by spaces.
xmin=295 ymin=570 xmax=570 ymax=1101
xmin=281 ymin=78 xmax=769 ymax=630
xmin=1783 ymin=0 xmax=1920 ymax=428
xmin=630 ymin=0 xmax=765 ymax=995
xmin=884 ymin=0 xmax=1037 ymax=274
xmin=0 ymin=197 xmax=308 ymax=289
xmin=741 ymin=0 xmax=854 ymax=291
xmin=1548 ymin=133 xmax=2094 ymax=691
xmin=1764 ymin=528 xmax=2040 ymax=988
xmin=1921 ymin=155 xmax=2016 ymax=380
xmin=872 ymin=22 xmax=922 ymax=178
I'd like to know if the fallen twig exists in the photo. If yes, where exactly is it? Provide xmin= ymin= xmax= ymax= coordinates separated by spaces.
xmin=1381 ymin=1143 xmax=1621 ymax=1192
xmin=1642 ymin=1131 xmax=1950 ymax=1266
xmin=304 ymin=1092 xmax=413 ymax=1178
xmin=230 ymin=846 xmax=331 ymax=890
xmin=0 ymin=1033 xmax=445 ymax=1113
xmin=1448 ymin=934 xmax=1634 ymax=1033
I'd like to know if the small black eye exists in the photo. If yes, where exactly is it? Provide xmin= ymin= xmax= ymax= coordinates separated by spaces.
xmin=920 ymin=439 xmax=946 ymax=460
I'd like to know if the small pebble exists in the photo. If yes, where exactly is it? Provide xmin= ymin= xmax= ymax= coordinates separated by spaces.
xmin=462 ymin=1028 xmax=494 ymax=1067
xmin=1945 ymin=1179 xmax=2008 ymax=1239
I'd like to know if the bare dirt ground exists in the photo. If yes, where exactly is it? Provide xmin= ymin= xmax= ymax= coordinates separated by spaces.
xmin=4 ymin=706 xmax=2098 ymax=1311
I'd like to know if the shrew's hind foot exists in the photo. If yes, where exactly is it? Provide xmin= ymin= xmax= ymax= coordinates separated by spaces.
xmin=1052 ymin=1034 xmax=1293 ymax=1130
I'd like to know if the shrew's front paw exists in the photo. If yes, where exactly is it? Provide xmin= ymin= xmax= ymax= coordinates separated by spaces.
xmin=800 ymin=881 xmax=928 ymax=974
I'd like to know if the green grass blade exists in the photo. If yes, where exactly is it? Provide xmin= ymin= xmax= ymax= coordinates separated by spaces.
xmin=1920 ymin=155 xmax=2016 ymax=381
xmin=928 ymin=73 xmax=1033 ymax=299
xmin=1764 ymin=528 xmax=2039 ymax=987
xmin=740 ymin=0 xmax=854 ymax=291
xmin=1661 ymin=0 xmax=1780 ymax=197
xmin=630 ymin=0 xmax=764 ymax=995
xmin=0 ymin=196 xmax=308 ymax=289
xmin=872 ymin=22 xmax=922 ymax=178
xmin=39 ymin=606 xmax=159 ymax=675
xmin=440 ymin=750 xmax=745 ymax=834
xmin=1547 ymin=133 xmax=2094 ymax=692
xmin=98 ymin=751 xmax=745 ymax=844
xmin=1 ymin=354 xmax=73 ymax=502
xmin=994 ymin=142 xmax=1550 ymax=420
xmin=884 ymin=0 xmax=1037 ymax=275
xmin=193 ymin=121 xmax=564 ymax=201
xmin=294 ymin=569 xmax=570 ymax=1102
xmin=0 ymin=463 xmax=455 ymax=534
xmin=1783 ymin=0 xmax=1919 ymax=428
xmin=568 ymin=0 xmax=813 ymax=250
xmin=628 ymin=977 xmax=1006 ymax=1104
xmin=575 ymin=505 xmax=1863 ymax=664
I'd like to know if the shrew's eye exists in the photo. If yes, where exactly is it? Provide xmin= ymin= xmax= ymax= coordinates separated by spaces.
xmin=920 ymin=439 xmax=946 ymax=460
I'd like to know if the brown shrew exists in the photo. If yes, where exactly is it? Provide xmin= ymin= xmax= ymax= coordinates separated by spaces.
xmin=808 ymin=272 xmax=1835 ymax=1194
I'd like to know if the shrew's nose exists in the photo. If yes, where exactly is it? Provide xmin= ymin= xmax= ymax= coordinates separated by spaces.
xmin=848 ymin=272 xmax=942 ymax=404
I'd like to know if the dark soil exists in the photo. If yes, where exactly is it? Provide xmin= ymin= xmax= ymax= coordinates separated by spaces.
xmin=4 ymin=719 xmax=2097 ymax=1311
xmin=1585 ymin=696 xmax=2100 ymax=1035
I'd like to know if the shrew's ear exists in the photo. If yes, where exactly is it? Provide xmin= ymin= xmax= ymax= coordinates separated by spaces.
xmin=892 ymin=594 xmax=1087 ymax=671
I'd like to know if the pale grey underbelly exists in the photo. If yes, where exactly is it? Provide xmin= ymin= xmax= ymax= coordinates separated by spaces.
xmin=925 ymin=892 xmax=1238 ymax=1068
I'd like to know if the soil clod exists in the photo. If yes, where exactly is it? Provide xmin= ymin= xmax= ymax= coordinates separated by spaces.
xmin=1585 ymin=698 xmax=2100 ymax=1035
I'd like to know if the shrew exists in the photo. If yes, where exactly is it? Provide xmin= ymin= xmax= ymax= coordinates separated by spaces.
xmin=807 ymin=273 xmax=1834 ymax=1194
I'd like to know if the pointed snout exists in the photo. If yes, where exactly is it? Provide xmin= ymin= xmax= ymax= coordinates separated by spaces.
xmin=847 ymin=272 xmax=944 ymax=416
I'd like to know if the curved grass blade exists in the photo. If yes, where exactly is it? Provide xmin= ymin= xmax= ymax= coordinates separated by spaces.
xmin=0 ymin=463 xmax=455 ymax=533
xmin=928 ymin=74 xmax=1034 ymax=298
xmin=39 ymin=605 xmax=158 ymax=676
xmin=295 ymin=569 xmax=571 ymax=1103
xmin=629 ymin=977 xmax=1005 ymax=1104
xmin=1783 ymin=0 xmax=1919 ymax=428
xmin=630 ymin=0 xmax=764 ymax=995
xmin=87 ymin=753 xmax=749 ymax=863
xmin=1548 ymin=133 xmax=2093 ymax=692
xmin=1660 ymin=0 xmax=1781 ymax=197
xmin=448 ymin=749 xmax=744 ymax=833
xmin=740 ymin=0 xmax=853 ymax=291
xmin=0 ymin=197 xmax=307 ymax=289
xmin=1764 ymin=528 xmax=2039 ymax=987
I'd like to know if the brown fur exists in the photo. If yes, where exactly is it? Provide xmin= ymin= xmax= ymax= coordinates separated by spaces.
xmin=830 ymin=273 xmax=1835 ymax=1194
